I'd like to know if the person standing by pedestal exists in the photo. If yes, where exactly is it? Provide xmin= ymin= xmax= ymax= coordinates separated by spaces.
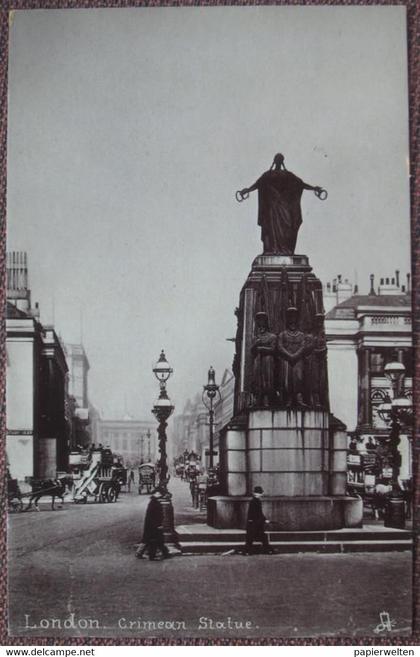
xmin=244 ymin=486 xmax=272 ymax=555
xmin=136 ymin=490 xmax=170 ymax=561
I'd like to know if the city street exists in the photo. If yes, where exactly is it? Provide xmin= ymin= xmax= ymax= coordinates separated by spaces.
xmin=8 ymin=477 xmax=412 ymax=640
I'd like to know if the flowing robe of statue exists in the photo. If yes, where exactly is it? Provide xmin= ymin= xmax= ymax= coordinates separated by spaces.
xmin=254 ymin=170 xmax=306 ymax=255
xmin=310 ymin=325 xmax=329 ymax=409
xmin=251 ymin=330 xmax=277 ymax=407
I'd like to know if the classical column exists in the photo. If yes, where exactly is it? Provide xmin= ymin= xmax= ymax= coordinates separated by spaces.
xmin=358 ymin=347 xmax=371 ymax=428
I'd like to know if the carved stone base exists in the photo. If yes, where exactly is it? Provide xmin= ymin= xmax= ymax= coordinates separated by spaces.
xmin=233 ymin=253 xmax=328 ymax=415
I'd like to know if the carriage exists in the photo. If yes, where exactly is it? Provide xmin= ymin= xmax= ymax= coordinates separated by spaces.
xmin=7 ymin=476 xmax=23 ymax=513
xmin=138 ymin=463 xmax=156 ymax=494
xmin=72 ymin=449 xmax=121 ymax=504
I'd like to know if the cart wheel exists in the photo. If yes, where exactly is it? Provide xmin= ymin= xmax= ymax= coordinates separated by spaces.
xmin=8 ymin=497 xmax=23 ymax=513
xmin=99 ymin=483 xmax=107 ymax=503
xmin=107 ymin=487 xmax=117 ymax=503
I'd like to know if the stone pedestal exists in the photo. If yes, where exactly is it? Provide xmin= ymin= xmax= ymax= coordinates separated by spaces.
xmin=211 ymin=408 xmax=359 ymax=530
xmin=208 ymin=253 xmax=362 ymax=531
xmin=233 ymin=254 xmax=327 ymax=414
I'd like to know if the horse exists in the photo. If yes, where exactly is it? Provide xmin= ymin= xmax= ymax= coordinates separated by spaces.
xmin=25 ymin=477 xmax=72 ymax=511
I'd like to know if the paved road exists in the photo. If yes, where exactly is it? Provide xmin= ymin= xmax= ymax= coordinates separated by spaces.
xmin=8 ymin=478 xmax=412 ymax=640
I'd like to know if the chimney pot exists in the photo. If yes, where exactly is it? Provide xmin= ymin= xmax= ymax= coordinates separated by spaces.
xmin=369 ymin=274 xmax=376 ymax=296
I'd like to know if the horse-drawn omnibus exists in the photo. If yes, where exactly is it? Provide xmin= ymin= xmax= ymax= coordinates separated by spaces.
xmin=138 ymin=463 xmax=156 ymax=494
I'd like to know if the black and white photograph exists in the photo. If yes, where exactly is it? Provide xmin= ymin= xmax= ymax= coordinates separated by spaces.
xmin=5 ymin=6 xmax=414 ymax=640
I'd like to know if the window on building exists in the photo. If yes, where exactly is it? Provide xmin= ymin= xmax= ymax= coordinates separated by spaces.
xmin=370 ymin=388 xmax=388 ymax=429
xmin=370 ymin=349 xmax=387 ymax=375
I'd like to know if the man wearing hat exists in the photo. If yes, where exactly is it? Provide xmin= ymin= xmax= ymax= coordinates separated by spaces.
xmin=136 ymin=489 xmax=170 ymax=561
xmin=244 ymin=486 xmax=272 ymax=555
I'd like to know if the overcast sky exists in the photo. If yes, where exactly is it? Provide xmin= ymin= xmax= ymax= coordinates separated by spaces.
xmin=7 ymin=6 xmax=411 ymax=421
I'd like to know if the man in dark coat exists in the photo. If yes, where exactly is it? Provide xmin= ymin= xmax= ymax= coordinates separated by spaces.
xmin=244 ymin=486 xmax=271 ymax=554
xmin=136 ymin=490 xmax=170 ymax=561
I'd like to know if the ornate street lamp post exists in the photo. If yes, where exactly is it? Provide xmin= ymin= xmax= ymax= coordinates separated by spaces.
xmin=152 ymin=350 xmax=180 ymax=552
xmin=202 ymin=366 xmax=221 ymax=470
xmin=146 ymin=429 xmax=151 ymax=462
xmin=377 ymin=361 xmax=413 ymax=529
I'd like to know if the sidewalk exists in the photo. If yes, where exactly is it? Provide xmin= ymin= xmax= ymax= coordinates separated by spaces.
xmin=168 ymin=476 xmax=412 ymax=554
xmin=171 ymin=475 xmax=207 ymax=526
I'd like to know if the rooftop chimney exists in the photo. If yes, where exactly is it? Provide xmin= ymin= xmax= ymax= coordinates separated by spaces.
xmin=407 ymin=273 xmax=411 ymax=293
xmin=378 ymin=274 xmax=403 ymax=296
xmin=395 ymin=270 xmax=400 ymax=287
xmin=369 ymin=274 xmax=376 ymax=296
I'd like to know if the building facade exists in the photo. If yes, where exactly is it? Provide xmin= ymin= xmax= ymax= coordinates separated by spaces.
xmin=6 ymin=303 xmax=70 ymax=480
xmin=6 ymin=252 xmax=94 ymax=480
xmin=65 ymin=343 xmax=91 ymax=448
xmin=94 ymin=417 xmax=157 ymax=466
xmin=171 ymin=369 xmax=235 ymax=467
xmin=325 ymin=272 xmax=412 ymax=482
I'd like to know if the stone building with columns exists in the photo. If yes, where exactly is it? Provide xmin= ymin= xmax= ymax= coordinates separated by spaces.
xmin=6 ymin=253 xmax=70 ymax=480
xmin=325 ymin=271 xmax=412 ymax=481
xmin=94 ymin=417 xmax=157 ymax=466
xmin=6 ymin=251 xmax=95 ymax=481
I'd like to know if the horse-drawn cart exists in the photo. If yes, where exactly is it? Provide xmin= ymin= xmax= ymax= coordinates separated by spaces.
xmin=138 ymin=463 xmax=156 ymax=494
xmin=7 ymin=476 xmax=23 ymax=513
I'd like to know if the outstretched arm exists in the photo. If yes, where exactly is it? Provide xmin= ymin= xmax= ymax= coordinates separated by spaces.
xmin=302 ymin=181 xmax=328 ymax=200
xmin=236 ymin=180 xmax=259 ymax=202
xmin=241 ymin=181 xmax=259 ymax=195
xmin=302 ymin=181 xmax=320 ymax=192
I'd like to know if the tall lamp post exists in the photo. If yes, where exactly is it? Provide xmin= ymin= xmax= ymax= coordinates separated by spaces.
xmin=140 ymin=434 xmax=144 ymax=463
xmin=152 ymin=350 xmax=180 ymax=552
xmin=146 ymin=429 xmax=151 ymax=462
xmin=202 ymin=366 xmax=221 ymax=470
xmin=377 ymin=361 xmax=413 ymax=529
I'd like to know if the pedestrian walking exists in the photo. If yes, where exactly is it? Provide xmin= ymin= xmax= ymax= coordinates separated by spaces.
xmin=136 ymin=490 xmax=170 ymax=561
xmin=128 ymin=469 xmax=135 ymax=492
xmin=244 ymin=486 xmax=272 ymax=554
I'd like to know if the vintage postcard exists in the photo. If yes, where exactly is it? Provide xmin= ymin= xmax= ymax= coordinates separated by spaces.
xmin=5 ymin=6 xmax=414 ymax=641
